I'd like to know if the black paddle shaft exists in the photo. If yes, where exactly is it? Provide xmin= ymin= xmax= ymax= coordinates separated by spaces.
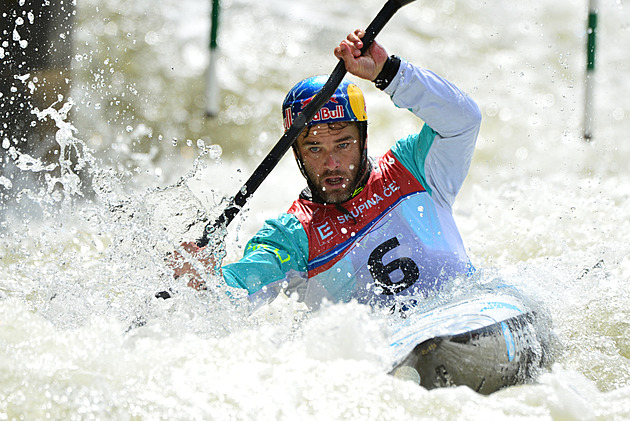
xmin=197 ymin=0 xmax=415 ymax=248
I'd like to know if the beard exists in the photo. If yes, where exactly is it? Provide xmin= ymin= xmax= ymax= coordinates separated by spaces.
xmin=307 ymin=168 xmax=360 ymax=204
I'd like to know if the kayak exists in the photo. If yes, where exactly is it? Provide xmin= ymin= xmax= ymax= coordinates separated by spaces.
xmin=388 ymin=289 xmax=554 ymax=394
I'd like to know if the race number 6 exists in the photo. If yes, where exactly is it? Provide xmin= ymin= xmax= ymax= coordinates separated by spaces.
xmin=367 ymin=237 xmax=419 ymax=295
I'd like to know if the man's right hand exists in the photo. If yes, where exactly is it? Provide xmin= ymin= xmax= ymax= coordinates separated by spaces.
xmin=334 ymin=29 xmax=389 ymax=82
xmin=167 ymin=241 xmax=217 ymax=290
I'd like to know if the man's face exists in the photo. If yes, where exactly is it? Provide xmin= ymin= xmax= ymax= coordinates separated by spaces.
xmin=295 ymin=122 xmax=362 ymax=204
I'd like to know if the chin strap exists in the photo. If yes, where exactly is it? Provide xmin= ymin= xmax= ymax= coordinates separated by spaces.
xmin=350 ymin=156 xmax=373 ymax=199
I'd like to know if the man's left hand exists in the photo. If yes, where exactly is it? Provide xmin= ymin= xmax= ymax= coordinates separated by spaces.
xmin=167 ymin=241 xmax=217 ymax=290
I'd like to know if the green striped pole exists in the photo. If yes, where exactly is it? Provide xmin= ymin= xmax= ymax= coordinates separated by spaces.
xmin=205 ymin=0 xmax=221 ymax=117
xmin=583 ymin=0 xmax=598 ymax=141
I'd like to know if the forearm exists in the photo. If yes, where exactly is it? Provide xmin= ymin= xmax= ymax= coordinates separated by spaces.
xmin=221 ymin=213 xmax=309 ymax=295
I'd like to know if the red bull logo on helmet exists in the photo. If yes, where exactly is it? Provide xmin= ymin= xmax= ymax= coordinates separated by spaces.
xmin=283 ymin=98 xmax=346 ymax=131
xmin=312 ymin=104 xmax=345 ymax=123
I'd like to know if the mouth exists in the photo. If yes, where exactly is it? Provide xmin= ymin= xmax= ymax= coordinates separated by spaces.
xmin=323 ymin=175 xmax=347 ymax=188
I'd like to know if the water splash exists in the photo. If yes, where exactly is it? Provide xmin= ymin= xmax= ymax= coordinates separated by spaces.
xmin=2 ymin=0 xmax=630 ymax=418
xmin=31 ymin=96 xmax=94 ymax=198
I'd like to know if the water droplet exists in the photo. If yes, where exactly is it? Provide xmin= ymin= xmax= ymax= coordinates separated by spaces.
xmin=208 ymin=144 xmax=222 ymax=159
xmin=516 ymin=147 xmax=528 ymax=160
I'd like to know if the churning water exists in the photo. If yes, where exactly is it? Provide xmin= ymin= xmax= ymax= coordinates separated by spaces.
xmin=1 ymin=0 xmax=630 ymax=419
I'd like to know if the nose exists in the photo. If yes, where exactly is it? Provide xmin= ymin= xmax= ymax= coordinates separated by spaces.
xmin=324 ymin=152 xmax=340 ymax=170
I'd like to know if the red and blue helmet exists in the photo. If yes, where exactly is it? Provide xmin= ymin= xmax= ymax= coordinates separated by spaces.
xmin=283 ymin=76 xmax=370 ymax=199
xmin=282 ymin=76 xmax=368 ymax=131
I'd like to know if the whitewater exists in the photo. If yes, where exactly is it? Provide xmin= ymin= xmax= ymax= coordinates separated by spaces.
xmin=1 ymin=0 xmax=630 ymax=419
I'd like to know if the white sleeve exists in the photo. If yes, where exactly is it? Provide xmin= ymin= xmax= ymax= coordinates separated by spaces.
xmin=385 ymin=59 xmax=481 ymax=210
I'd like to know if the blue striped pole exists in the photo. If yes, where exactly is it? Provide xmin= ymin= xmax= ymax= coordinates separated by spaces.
xmin=205 ymin=0 xmax=221 ymax=117
xmin=583 ymin=0 xmax=598 ymax=141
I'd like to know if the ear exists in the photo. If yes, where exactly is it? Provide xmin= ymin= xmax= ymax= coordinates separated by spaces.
xmin=293 ymin=135 xmax=302 ymax=156
xmin=292 ymin=144 xmax=309 ymax=180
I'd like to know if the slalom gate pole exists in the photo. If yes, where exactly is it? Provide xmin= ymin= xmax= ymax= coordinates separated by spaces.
xmin=205 ymin=0 xmax=221 ymax=117
xmin=583 ymin=0 xmax=598 ymax=141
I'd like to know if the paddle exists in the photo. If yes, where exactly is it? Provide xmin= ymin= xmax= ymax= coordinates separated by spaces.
xmin=150 ymin=0 xmax=416 ymax=302
xmin=196 ymin=0 xmax=416 ymax=248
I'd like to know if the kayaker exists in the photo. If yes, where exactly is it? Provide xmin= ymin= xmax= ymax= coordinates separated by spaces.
xmin=172 ymin=29 xmax=482 ymax=311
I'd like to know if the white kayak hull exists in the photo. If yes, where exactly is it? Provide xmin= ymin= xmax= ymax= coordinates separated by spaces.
xmin=388 ymin=292 xmax=553 ymax=394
